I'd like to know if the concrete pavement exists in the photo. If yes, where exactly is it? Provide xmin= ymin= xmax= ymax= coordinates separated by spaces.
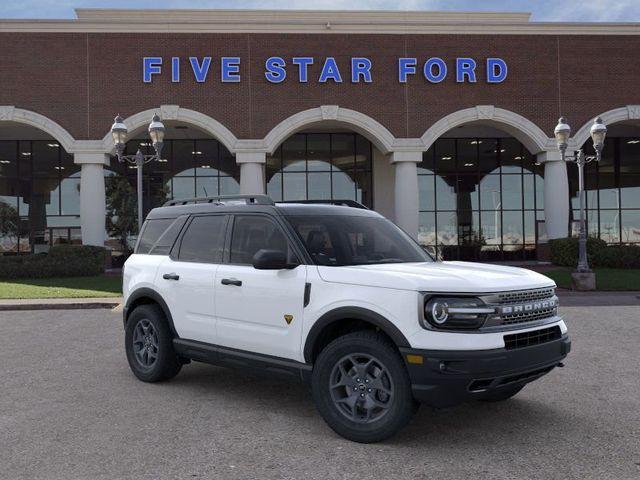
xmin=0 ymin=307 xmax=638 ymax=479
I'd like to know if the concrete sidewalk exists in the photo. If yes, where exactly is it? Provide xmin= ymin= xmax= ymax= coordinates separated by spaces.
xmin=0 ymin=297 xmax=122 ymax=311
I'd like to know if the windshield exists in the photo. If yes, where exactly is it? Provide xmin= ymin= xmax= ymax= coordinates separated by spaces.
xmin=286 ymin=214 xmax=433 ymax=266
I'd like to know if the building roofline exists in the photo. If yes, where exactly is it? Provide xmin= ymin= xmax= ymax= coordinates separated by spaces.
xmin=0 ymin=8 xmax=639 ymax=35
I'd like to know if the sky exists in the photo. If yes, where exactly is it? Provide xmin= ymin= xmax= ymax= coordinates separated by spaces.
xmin=1 ymin=0 xmax=640 ymax=22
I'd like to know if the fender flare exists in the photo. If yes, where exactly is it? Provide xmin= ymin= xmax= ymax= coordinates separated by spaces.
xmin=303 ymin=306 xmax=410 ymax=363
xmin=123 ymin=287 xmax=179 ymax=338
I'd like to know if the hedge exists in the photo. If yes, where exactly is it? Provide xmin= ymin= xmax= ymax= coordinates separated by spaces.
xmin=0 ymin=245 xmax=106 ymax=279
xmin=549 ymin=237 xmax=640 ymax=268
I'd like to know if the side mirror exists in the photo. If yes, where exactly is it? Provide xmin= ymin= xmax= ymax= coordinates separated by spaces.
xmin=252 ymin=249 xmax=296 ymax=270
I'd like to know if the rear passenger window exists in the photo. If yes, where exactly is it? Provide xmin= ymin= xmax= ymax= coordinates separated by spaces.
xmin=149 ymin=216 xmax=188 ymax=255
xmin=136 ymin=218 xmax=174 ymax=254
xmin=178 ymin=215 xmax=227 ymax=263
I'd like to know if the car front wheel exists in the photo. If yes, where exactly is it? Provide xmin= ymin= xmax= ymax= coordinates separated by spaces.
xmin=311 ymin=331 xmax=417 ymax=443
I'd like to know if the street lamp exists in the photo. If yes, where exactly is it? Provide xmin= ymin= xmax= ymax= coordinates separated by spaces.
xmin=554 ymin=116 xmax=607 ymax=274
xmin=110 ymin=113 xmax=165 ymax=232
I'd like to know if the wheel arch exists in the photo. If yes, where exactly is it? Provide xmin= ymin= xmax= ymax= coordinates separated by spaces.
xmin=124 ymin=288 xmax=178 ymax=338
xmin=303 ymin=307 xmax=410 ymax=364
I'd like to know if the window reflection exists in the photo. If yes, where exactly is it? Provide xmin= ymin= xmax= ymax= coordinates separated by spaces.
xmin=418 ymin=137 xmax=544 ymax=261
xmin=266 ymin=133 xmax=373 ymax=207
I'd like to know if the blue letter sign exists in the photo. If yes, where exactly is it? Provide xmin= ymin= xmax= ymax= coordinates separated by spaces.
xmin=487 ymin=58 xmax=508 ymax=83
xmin=143 ymin=57 xmax=162 ymax=83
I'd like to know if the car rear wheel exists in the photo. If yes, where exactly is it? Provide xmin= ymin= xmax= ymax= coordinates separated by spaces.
xmin=311 ymin=331 xmax=417 ymax=443
xmin=125 ymin=304 xmax=182 ymax=382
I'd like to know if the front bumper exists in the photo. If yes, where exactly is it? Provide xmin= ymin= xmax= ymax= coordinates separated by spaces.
xmin=400 ymin=334 xmax=571 ymax=408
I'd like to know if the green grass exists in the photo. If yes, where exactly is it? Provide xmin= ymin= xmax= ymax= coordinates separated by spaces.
xmin=0 ymin=275 xmax=122 ymax=299
xmin=544 ymin=268 xmax=640 ymax=291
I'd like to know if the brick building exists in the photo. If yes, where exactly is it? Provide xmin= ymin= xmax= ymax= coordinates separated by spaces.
xmin=0 ymin=9 xmax=639 ymax=260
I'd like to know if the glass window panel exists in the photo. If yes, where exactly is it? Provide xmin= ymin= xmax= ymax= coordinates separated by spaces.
xmin=501 ymin=174 xmax=523 ymax=210
xmin=219 ymin=146 xmax=239 ymax=180
xmin=481 ymin=209 xmax=502 ymax=246
xmin=522 ymin=151 xmax=539 ymax=175
xmin=457 ymin=210 xmax=480 ymax=242
xmin=331 ymin=134 xmax=355 ymax=172
xmin=179 ymin=215 xmax=227 ymax=263
xmin=418 ymin=211 xmax=436 ymax=246
xmin=502 ymin=211 xmax=524 ymax=246
xmin=479 ymin=175 xmax=501 ymax=211
xmin=620 ymin=138 xmax=640 ymax=174
xmin=195 ymin=177 xmax=219 ymax=198
xmin=599 ymin=210 xmax=620 ymax=243
xmin=282 ymin=135 xmax=306 ymax=172
xmin=308 ymin=172 xmax=331 ymax=200
xmin=332 ymin=171 xmax=356 ymax=200
xmin=435 ymin=139 xmax=456 ymax=174
xmin=60 ymin=150 xmax=80 ymax=177
xmin=307 ymin=134 xmax=331 ymax=171
xmin=60 ymin=177 xmax=80 ymax=215
xmin=0 ymin=178 xmax=18 ymax=208
xmin=46 ymin=216 xmax=80 ymax=227
xmin=31 ymin=178 xmax=59 ymax=215
xmin=266 ymin=147 xmax=282 ymax=179
xmin=32 ymin=141 xmax=58 ymax=177
xmin=172 ymin=140 xmax=195 ymax=177
xmin=621 ymin=210 xmax=640 ymax=243
xmin=355 ymin=134 xmax=372 ymax=171
xmin=419 ymin=148 xmax=434 ymax=173
xmin=219 ymin=176 xmax=239 ymax=195
xmin=418 ymin=175 xmax=435 ymax=211
xmin=523 ymin=174 xmax=535 ymax=210
xmin=282 ymin=173 xmax=307 ymax=200
xmin=267 ymin=173 xmax=282 ymax=201
xmin=436 ymin=211 xmax=457 ymax=245
xmin=571 ymin=209 xmax=598 ymax=238
xmin=455 ymin=176 xmax=479 ymax=210
xmin=19 ymin=141 xmax=32 ymax=179
xmin=535 ymin=174 xmax=544 ymax=210
xmin=457 ymin=138 xmax=479 ymax=172
xmin=0 ymin=141 xmax=18 ymax=177
xmin=524 ymin=210 xmax=536 ymax=244
xmin=194 ymin=139 xmax=219 ymax=173
xmin=620 ymin=182 xmax=640 ymax=208
xmin=353 ymin=170 xmax=372 ymax=206
xmin=435 ymin=175 xmax=456 ymax=210
xmin=172 ymin=177 xmax=195 ymax=200
xmin=230 ymin=215 xmax=292 ymax=265
xmin=500 ymin=138 xmax=522 ymax=174
xmin=477 ymin=139 xmax=499 ymax=174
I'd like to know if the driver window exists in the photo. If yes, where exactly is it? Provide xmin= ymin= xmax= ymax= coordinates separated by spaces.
xmin=229 ymin=215 xmax=294 ymax=265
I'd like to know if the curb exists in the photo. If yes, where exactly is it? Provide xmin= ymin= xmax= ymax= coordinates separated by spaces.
xmin=0 ymin=299 xmax=122 ymax=312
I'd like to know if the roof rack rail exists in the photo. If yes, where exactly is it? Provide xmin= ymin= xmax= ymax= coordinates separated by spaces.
xmin=163 ymin=194 xmax=275 ymax=207
xmin=278 ymin=199 xmax=369 ymax=210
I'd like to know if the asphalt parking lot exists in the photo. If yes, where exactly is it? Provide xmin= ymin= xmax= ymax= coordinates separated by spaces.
xmin=1 ymin=306 xmax=639 ymax=480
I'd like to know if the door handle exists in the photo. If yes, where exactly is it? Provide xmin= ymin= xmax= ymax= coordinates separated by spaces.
xmin=221 ymin=278 xmax=242 ymax=287
xmin=162 ymin=273 xmax=180 ymax=281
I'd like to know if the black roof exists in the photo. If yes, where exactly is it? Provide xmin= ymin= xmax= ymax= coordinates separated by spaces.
xmin=146 ymin=195 xmax=380 ymax=220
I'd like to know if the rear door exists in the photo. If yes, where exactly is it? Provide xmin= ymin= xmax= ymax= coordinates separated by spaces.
xmin=214 ymin=214 xmax=307 ymax=361
xmin=157 ymin=214 xmax=229 ymax=344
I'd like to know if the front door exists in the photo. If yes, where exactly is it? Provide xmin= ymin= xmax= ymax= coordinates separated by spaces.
xmin=157 ymin=214 xmax=229 ymax=345
xmin=215 ymin=214 xmax=307 ymax=361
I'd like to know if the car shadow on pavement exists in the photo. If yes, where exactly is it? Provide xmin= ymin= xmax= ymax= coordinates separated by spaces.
xmin=150 ymin=361 xmax=570 ymax=445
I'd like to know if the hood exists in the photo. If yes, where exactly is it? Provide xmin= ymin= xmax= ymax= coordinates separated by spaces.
xmin=317 ymin=261 xmax=555 ymax=293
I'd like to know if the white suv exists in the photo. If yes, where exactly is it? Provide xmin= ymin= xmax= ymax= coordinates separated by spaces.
xmin=122 ymin=195 xmax=570 ymax=443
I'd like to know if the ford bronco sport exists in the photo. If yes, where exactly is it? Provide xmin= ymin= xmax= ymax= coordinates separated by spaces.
xmin=122 ymin=194 xmax=570 ymax=443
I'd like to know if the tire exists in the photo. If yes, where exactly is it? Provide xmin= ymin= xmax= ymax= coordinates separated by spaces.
xmin=125 ymin=304 xmax=182 ymax=382
xmin=311 ymin=330 xmax=417 ymax=443
xmin=478 ymin=384 xmax=524 ymax=402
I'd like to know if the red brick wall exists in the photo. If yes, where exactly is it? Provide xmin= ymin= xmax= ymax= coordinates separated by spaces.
xmin=1 ymin=32 xmax=639 ymax=142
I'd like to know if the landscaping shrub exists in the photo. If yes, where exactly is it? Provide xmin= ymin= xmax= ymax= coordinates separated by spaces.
xmin=550 ymin=237 xmax=640 ymax=268
xmin=0 ymin=245 xmax=106 ymax=279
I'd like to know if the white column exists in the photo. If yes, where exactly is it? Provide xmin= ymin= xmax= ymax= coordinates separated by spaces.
xmin=538 ymin=151 xmax=569 ymax=239
xmin=75 ymin=153 xmax=109 ymax=246
xmin=237 ymin=151 xmax=266 ymax=195
xmin=391 ymin=151 xmax=421 ymax=239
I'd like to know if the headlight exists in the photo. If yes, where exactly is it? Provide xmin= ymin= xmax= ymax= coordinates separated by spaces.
xmin=423 ymin=297 xmax=495 ymax=330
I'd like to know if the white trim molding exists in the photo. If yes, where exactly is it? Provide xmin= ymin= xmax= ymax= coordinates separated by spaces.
xmin=421 ymin=105 xmax=553 ymax=154
xmin=571 ymin=105 xmax=640 ymax=149
xmin=100 ymin=105 xmax=239 ymax=154
xmin=0 ymin=106 xmax=76 ymax=153
xmin=263 ymin=106 xmax=397 ymax=155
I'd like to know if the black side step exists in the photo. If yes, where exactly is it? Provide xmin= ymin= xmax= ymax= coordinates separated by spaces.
xmin=173 ymin=338 xmax=312 ymax=382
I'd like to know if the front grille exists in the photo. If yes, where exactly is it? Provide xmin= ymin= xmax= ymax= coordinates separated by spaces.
xmin=501 ymin=306 xmax=557 ymax=325
xmin=504 ymin=326 xmax=561 ymax=350
xmin=496 ymin=287 xmax=555 ymax=304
